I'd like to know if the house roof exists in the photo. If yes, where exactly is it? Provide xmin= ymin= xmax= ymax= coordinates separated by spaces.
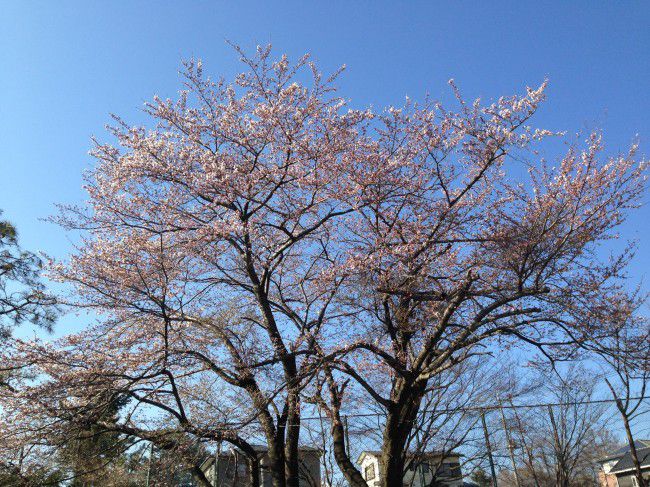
xmin=200 ymin=456 xmax=215 ymax=470
xmin=239 ymin=444 xmax=322 ymax=453
xmin=610 ymin=447 xmax=650 ymax=475
xmin=200 ymin=444 xmax=322 ymax=468
xmin=598 ymin=441 xmax=650 ymax=463
xmin=357 ymin=450 xmax=461 ymax=465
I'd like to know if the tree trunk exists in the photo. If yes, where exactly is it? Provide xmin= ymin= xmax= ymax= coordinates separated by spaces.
xmin=621 ymin=409 xmax=647 ymax=487
xmin=554 ymin=467 xmax=569 ymax=487
xmin=330 ymin=415 xmax=367 ymax=487
xmin=266 ymin=434 xmax=288 ymax=487
xmin=285 ymin=392 xmax=301 ymax=487
xmin=322 ymin=366 xmax=366 ymax=487
xmin=248 ymin=456 xmax=261 ymax=487
xmin=192 ymin=465 xmax=213 ymax=487
xmin=380 ymin=382 xmax=425 ymax=487
xmin=381 ymin=429 xmax=408 ymax=487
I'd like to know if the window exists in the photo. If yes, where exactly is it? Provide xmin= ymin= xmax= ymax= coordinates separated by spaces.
xmin=365 ymin=463 xmax=376 ymax=481
xmin=436 ymin=462 xmax=461 ymax=478
xmin=449 ymin=462 xmax=461 ymax=477
xmin=437 ymin=463 xmax=451 ymax=477
xmin=421 ymin=462 xmax=430 ymax=474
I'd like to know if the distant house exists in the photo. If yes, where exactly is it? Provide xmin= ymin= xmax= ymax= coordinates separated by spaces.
xmin=597 ymin=441 xmax=650 ymax=487
xmin=357 ymin=450 xmax=464 ymax=487
xmin=199 ymin=444 xmax=321 ymax=487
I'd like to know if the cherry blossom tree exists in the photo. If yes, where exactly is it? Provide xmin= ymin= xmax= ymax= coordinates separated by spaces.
xmin=308 ymin=80 xmax=647 ymax=485
xmin=0 ymin=46 xmax=647 ymax=487
xmin=3 ymin=46 xmax=372 ymax=487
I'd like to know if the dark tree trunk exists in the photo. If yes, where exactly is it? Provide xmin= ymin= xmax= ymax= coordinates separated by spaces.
xmin=321 ymin=366 xmax=367 ymax=487
xmin=381 ymin=437 xmax=408 ymax=487
xmin=554 ymin=468 xmax=569 ymax=487
xmin=621 ymin=409 xmax=647 ymax=487
xmin=192 ymin=464 xmax=213 ymax=487
xmin=380 ymin=381 xmax=426 ymax=487
xmin=285 ymin=392 xmax=301 ymax=487
xmin=248 ymin=456 xmax=262 ymax=487
xmin=330 ymin=415 xmax=367 ymax=487
xmin=267 ymin=435 xmax=288 ymax=487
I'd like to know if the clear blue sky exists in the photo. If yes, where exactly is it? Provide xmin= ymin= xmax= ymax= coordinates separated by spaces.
xmin=1 ymin=1 xmax=649 ymax=334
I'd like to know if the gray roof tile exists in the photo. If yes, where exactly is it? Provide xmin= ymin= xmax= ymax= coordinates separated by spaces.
xmin=611 ymin=447 xmax=650 ymax=473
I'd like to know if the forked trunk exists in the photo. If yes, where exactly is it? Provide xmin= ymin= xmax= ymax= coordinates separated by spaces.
xmin=331 ymin=415 xmax=367 ymax=487
xmin=285 ymin=393 xmax=302 ymax=487
xmin=379 ymin=383 xmax=426 ymax=487
xmin=380 ymin=439 xmax=408 ymax=487
xmin=248 ymin=456 xmax=261 ymax=487
xmin=621 ymin=412 xmax=648 ymax=487
xmin=266 ymin=435 xmax=288 ymax=487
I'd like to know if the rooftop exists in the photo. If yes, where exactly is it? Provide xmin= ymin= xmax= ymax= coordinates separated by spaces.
xmin=598 ymin=441 xmax=650 ymax=463
xmin=610 ymin=447 xmax=650 ymax=474
xmin=357 ymin=449 xmax=461 ymax=465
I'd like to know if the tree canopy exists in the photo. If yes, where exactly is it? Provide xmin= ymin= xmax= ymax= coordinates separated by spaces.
xmin=1 ymin=47 xmax=647 ymax=487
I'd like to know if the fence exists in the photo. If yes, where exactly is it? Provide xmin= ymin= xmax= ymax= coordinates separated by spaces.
xmin=148 ymin=396 xmax=650 ymax=487
xmin=298 ymin=397 xmax=650 ymax=487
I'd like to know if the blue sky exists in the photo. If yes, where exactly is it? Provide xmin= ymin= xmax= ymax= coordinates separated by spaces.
xmin=1 ymin=1 xmax=649 ymax=335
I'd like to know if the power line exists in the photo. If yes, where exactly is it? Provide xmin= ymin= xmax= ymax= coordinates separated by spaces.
xmin=296 ymin=395 xmax=650 ymax=422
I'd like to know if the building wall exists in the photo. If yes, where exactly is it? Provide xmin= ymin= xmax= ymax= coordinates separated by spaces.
xmin=616 ymin=475 xmax=635 ymax=487
xmin=360 ymin=455 xmax=381 ymax=487
xmin=204 ymin=450 xmax=321 ymax=487
xmin=598 ymin=470 xmax=619 ymax=487
xmin=616 ymin=471 xmax=650 ymax=487
xmin=602 ymin=461 xmax=620 ymax=474
xmin=296 ymin=452 xmax=322 ymax=487
xmin=359 ymin=453 xmax=463 ymax=487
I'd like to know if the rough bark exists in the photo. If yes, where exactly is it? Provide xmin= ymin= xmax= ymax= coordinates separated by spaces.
xmin=380 ymin=381 xmax=426 ymax=487
xmin=330 ymin=416 xmax=366 ymax=487
xmin=620 ymin=407 xmax=647 ymax=487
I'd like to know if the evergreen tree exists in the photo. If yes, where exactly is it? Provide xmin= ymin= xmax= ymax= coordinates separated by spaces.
xmin=0 ymin=211 xmax=57 ymax=338
xmin=471 ymin=468 xmax=493 ymax=487
xmin=59 ymin=393 xmax=135 ymax=486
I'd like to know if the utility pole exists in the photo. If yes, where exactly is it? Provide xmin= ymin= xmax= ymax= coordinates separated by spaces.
xmin=146 ymin=441 xmax=153 ymax=487
xmin=215 ymin=440 xmax=222 ymax=487
xmin=498 ymin=398 xmax=521 ymax=487
xmin=344 ymin=415 xmax=351 ymax=459
xmin=481 ymin=409 xmax=498 ymax=487
xmin=547 ymin=405 xmax=566 ymax=487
